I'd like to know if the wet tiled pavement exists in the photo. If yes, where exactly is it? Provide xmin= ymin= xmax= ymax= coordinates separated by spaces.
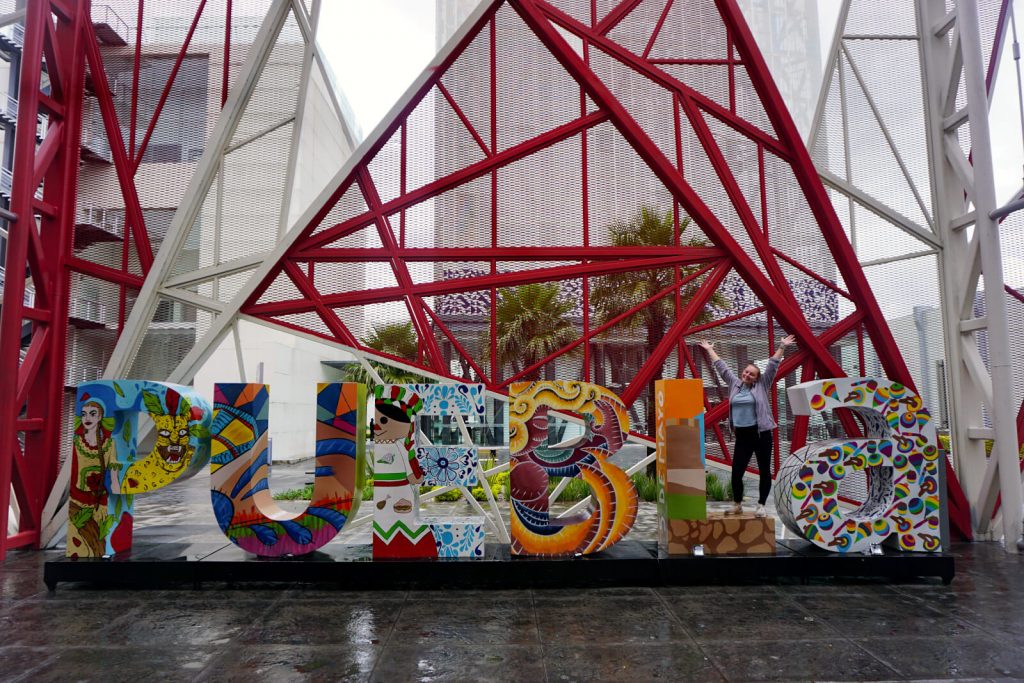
xmin=3 ymin=462 xmax=1024 ymax=681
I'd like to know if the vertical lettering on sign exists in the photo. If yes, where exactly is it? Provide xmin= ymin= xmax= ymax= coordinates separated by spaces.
xmin=508 ymin=381 xmax=638 ymax=556
xmin=654 ymin=379 xmax=706 ymax=554
xmin=67 ymin=381 xmax=211 ymax=558
xmin=210 ymin=383 xmax=366 ymax=557
xmin=372 ymin=383 xmax=487 ymax=559
xmin=776 ymin=378 xmax=941 ymax=553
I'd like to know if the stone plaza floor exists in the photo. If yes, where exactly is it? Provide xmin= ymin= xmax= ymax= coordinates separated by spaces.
xmin=2 ymin=461 xmax=1024 ymax=681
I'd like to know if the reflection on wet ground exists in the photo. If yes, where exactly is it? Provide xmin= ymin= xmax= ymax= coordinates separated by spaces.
xmin=3 ymin=461 xmax=1024 ymax=681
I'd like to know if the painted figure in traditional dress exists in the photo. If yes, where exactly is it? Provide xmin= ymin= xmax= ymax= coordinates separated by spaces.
xmin=371 ymin=385 xmax=437 ymax=558
xmin=67 ymin=397 xmax=114 ymax=557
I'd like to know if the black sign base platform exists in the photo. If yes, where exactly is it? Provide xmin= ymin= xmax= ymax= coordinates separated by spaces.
xmin=44 ymin=539 xmax=955 ymax=590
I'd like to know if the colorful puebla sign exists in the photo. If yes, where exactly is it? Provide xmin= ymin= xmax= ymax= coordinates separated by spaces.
xmin=67 ymin=377 xmax=943 ymax=560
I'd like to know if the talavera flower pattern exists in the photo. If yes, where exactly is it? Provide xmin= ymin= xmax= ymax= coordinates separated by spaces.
xmin=419 ymin=446 xmax=477 ymax=486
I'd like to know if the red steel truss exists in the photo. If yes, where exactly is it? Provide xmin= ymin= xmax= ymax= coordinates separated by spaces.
xmin=0 ymin=0 xmax=234 ymax=559
xmin=240 ymin=1 xmax=971 ymax=535
xmin=0 ymin=0 xmax=979 ymax=558
xmin=0 ymin=0 xmax=93 ymax=558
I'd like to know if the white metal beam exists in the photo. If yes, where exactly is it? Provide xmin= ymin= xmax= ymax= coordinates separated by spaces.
xmin=917 ymin=0 xmax=1021 ymax=546
xmin=818 ymin=169 xmax=941 ymax=249
xmin=841 ymin=44 xmax=935 ymax=229
xmin=104 ymin=0 xmax=293 ymax=379
xmin=40 ymin=1 xmax=296 ymax=548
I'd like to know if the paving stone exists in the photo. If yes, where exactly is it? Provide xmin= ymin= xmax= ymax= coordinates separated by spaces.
xmin=855 ymin=634 xmax=1024 ymax=679
xmin=543 ymin=642 xmax=725 ymax=682
xmin=702 ymin=637 xmax=899 ymax=681
xmin=663 ymin=594 xmax=839 ymax=642
xmin=19 ymin=646 xmax=219 ymax=682
xmin=534 ymin=594 xmax=692 ymax=644
xmin=197 ymin=644 xmax=380 ymax=682
xmin=370 ymin=643 xmax=546 ymax=682
xmin=3 ymin=461 xmax=1024 ymax=680
xmin=389 ymin=596 xmax=539 ymax=646
xmin=240 ymin=599 xmax=404 ymax=646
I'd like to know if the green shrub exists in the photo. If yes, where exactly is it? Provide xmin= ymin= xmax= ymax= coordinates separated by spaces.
xmin=630 ymin=473 xmax=659 ymax=502
xmin=273 ymin=466 xmax=514 ymax=504
xmin=705 ymin=472 xmax=732 ymax=502
xmin=272 ymin=483 xmax=314 ymax=501
xmin=432 ymin=487 xmax=463 ymax=502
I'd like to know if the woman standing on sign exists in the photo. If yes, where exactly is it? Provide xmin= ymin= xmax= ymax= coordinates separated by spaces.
xmin=698 ymin=335 xmax=796 ymax=518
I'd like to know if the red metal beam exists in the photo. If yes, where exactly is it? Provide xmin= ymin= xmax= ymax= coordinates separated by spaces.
xmin=422 ymin=304 xmax=493 ymax=384
xmin=294 ymin=245 xmax=724 ymax=262
xmin=713 ymin=0 xmax=914 ymax=389
xmin=248 ymin=253 xmax=713 ymax=316
xmin=300 ymin=111 xmax=609 ymax=252
xmin=131 ymin=0 xmax=208 ymax=169
xmin=595 ymin=0 xmax=643 ymax=35
xmin=437 ymin=80 xmax=492 ymax=157
xmin=357 ymin=168 xmax=447 ymax=373
xmin=0 ymin=0 xmax=88 ymax=559
xmin=535 ymin=2 xmax=790 ymax=160
xmin=82 ymin=21 xmax=154 ymax=272
xmin=498 ymin=261 xmax=722 ymax=388
xmin=517 ymin=0 xmax=847 ymax=384
xmin=621 ymin=261 xmax=731 ymax=405
xmin=282 ymin=261 xmax=360 ymax=348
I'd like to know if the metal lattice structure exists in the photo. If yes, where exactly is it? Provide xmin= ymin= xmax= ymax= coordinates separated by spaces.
xmin=10 ymin=0 xmax=1013 ymax=558
xmin=0 ymin=0 xmax=358 ymax=557
xmin=135 ymin=1 xmax=965 ymax=518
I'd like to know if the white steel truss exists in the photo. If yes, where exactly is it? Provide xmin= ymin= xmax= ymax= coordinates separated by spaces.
xmin=811 ymin=0 xmax=1022 ymax=547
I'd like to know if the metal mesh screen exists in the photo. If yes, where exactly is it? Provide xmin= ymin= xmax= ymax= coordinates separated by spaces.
xmin=238 ymin=0 xmax=912 ymax=477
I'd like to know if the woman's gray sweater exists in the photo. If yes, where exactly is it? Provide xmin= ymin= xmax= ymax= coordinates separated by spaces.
xmin=713 ymin=357 xmax=781 ymax=432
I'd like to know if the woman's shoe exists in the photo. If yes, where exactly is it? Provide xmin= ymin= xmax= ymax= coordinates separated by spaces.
xmin=755 ymin=504 xmax=767 ymax=518
xmin=727 ymin=502 xmax=743 ymax=515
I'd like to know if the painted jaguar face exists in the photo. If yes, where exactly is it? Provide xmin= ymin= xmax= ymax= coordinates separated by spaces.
xmin=154 ymin=413 xmax=193 ymax=472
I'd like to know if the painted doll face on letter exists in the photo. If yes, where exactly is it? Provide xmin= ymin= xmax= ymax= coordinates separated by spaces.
xmin=373 ymin=402 xmax=412 ymax=444
xmin=80 ymin=402 xmax=103 ymax=435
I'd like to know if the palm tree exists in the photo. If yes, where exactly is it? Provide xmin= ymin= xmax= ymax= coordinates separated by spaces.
xmin=343 ymin=322 xmax=428 ymax=388
xmin=589 ymin=206 xmax=729 ymax=439
xmin=488 ymin=282 xmax=580 ymax=381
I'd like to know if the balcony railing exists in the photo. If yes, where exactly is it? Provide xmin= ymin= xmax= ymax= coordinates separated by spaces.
xmin=0 ymin=166 xmax=45 ymax=200
xmin=67 ymin=296 xmax=110 ymax=326
xmin=74 ymin=206 xmax=124 ymax=250
xmin=0 ymin=23 xmax=24 ymax=51
xmin=66 ymin=364 xmax=104 ymax=386
xmin=91 ymin=5 xmax=129 ymax=46
xmin=0 ymin=94 xmax=17 ymax=124
xmin=0 ymin=167 xmax=11 ymax=198
xmin=0 ymin=267 xmax=36 ymax=307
